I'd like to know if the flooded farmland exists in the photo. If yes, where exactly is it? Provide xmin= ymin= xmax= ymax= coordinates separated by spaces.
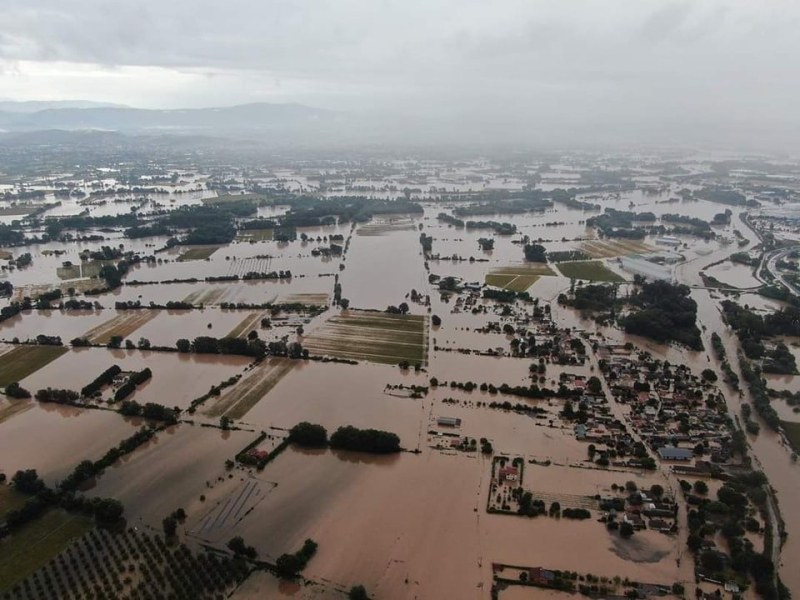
xmin=0 ymin=152 xmax=798 ymax=600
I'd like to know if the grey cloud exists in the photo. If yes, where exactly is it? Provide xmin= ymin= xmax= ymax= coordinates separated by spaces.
xmin=0 ymin=0 xmax=798 ymax=150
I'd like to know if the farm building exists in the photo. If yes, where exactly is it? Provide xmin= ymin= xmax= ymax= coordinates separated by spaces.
xmin=437 ymin=416 xmax=462 ymax=427
xmin=618 ymin=256 xmax=672 ymax=282
xmin=657 ymin=446 xmax=693 ymax=461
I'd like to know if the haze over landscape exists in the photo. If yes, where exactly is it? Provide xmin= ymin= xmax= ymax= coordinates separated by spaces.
xmin=1 ymin=3 xmax=800 ymax=600
xmin=1 ymin=0 xmax=800 ymax=149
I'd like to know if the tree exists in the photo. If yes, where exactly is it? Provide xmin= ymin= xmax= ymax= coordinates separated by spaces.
xmin=5 ymin=382 xmax=31 ymax=399
xmin=288 ymin=422 xmax=328 ymax=447
xmin=339 ymin=298 xmax=350 ymax=309
xmin=619 ymin=521 xmax=635 ymax=538
xmin=275 ymin=553 xmax=303 ymax=578
xmin=693 ymin=480 xmax=708 ymax=495
xmin=431 ymin=314 xmax=441 ymax=327
xmin=398 ymin=302 xmax=409 ymax=314
xmin=349 ymin=585 xmax=370 ymax=600
xmin=701 ymin=369 xmax=717 ymax=383
xmin=176 ymin=338 xmax=191 ymax=353
xmin=162 ymin=516 xmax=178 ymax=537
xmin=94 ymin=498 xmax=124 ymax=524
xmin=587 ymin=376 xmax=602 ymax=395
xmin=650 ymin=484 xmax=664 ymax=499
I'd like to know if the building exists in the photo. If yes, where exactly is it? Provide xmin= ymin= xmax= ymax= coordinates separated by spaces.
xmin=618 ymin=256 xmax=673 ymax=282
xmin=657 ymin=446 xmax=693 ymax=461
xmin=437 ymin=416 xmax=461 ymax=427
xmin=498 ymin=466 xmax=518 ymax=482
xmin=655 ymin=236 xmax=681 ymax=247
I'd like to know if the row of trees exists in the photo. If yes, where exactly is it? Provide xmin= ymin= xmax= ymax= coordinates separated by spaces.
xmin=288 ymin=422 xmax=401 ymax=453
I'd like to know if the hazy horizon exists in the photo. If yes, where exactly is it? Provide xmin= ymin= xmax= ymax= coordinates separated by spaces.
xmin=1 ymin=0 xmax=799 ymax=151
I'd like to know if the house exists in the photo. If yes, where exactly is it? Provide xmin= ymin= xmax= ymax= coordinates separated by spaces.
xmin=499 ymin=466 xmax=518 ymax=482
xmin=437 ymin=416 xmax=461 ymax=428
xmin=574 ymin=424 xmax=587 ymax=440
xmin=657 ymin=446 xmax=693 ymax=461
xmin=528 ymin=567 xmax=556 ymax=586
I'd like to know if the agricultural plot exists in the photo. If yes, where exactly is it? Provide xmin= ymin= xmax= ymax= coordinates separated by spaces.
xmin=579 ymin=239 xmax=654 ymax=258
xmin=555 ymin=261 xmax=625 ymax=282
xmin=0 ymin=509 xmax=92 ymax=593
xmin=280 ymin=293 xmax=329 ymax=306
xmin=83 ymin=311 xmax=158 ymax=344
xmin=177 ymin=246 xmax=221 ymax=261
xmin=485 ymin=264 xmax=555 ymax=292
xmin=0 ymin=485 xmax=28 ymax=519
xmin=182 ymin=287 xmax=231 ymax=305
xmin=0 ymin=206 xmax=36 ymax=217
xmin=5 ymin=527 xmax=249 ymax=600
xmin=189 ymin=477 xmax=277 ymax=543
xmin=356 ymin=217 xmax=417 ymax=236
xmin=12 ymin=280 xmax=101 ymax=301
xmin=55 ymin=260 xmax=110 ymax=281
xmin=203 ymin=192 xmax=266 ymax=205
xmin=204 ymin=358 xmax=296 ymax=419
xmin=235 ymin=229 xmax=273 ymax=242
xmin=227 ymin=312 xmax=268 ymax=338
xmin=303 ymin=311 xmax=428 ymax=366
xmin=0 ymin=345 xmax=68 ymax=387
xmin=782 ymin=420 xmax=800 ymax=454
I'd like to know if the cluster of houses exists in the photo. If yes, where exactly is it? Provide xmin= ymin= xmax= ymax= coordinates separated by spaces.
xmin=597 ymin=344 xmax=738 ymax=471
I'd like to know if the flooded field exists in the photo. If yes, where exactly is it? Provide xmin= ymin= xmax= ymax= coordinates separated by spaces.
xmin=0 ymin=403 xmax=138 ymax=485
xmin=236 ymin=361 xmax=426 ymax=448
xmin=18 ymin=347 xmax=251 ymax=409
xmin=0 ymin=154 xmax=798 ymax=599
xmin=86 ymin=424 xmax=254 ymax=528
xmin=304 ymin=311 xmax=429 ymax=366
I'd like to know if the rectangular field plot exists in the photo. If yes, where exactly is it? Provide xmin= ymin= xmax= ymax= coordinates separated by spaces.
xmin=177 ymin=245 xmax=221 ymax=261
xmin=83 ymin=311 xmax=158 ymax=344
xmin=579 ymin=239 xmax=654 ymax=258
xmin=303 ymin=312 xmax=428 ymax=366
xmin=0 ymin=345 xmax=68 ymax=387
xmin=0 ymin=509 xmax=92 ymax=593
xmin=204 ymin=358 xmax=296 ymax=419
xmin=235 ymin=228 xmax=273 ymax=242
xmin=485 ymin=264 xmax=554 ymax=292
xmin=555 ymin=260 xmax=625 ymax=282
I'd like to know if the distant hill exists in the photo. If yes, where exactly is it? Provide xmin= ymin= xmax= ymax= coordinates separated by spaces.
xmin=0 ymin=102 xmax=338 ymax=135
xmin=0 ymin=100 xmax=127 ymax=113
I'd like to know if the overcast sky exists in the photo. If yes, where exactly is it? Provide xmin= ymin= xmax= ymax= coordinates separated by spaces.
xmin=1 ymin=0 xmax=799 ymax=149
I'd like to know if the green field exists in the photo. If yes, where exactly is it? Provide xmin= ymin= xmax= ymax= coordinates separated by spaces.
xmin=782 ymin=421 xmax=800 ymax=454
xmin=556 ymin=260 xmax=625 ymax=282
xmin=56 ymin=259 xmax=111 ymax=281
xmin=202 ymin=193 xmax=266 ymax=205
xmin=0 ymin=509 xmax=92 ymax=593
xmin=0 ymin=486 xmax=28 ymax=519
xmin=177 ymin=246 xmax=220 ymax=261
xmin=304 ymin=312 xmax=428 ymax=366
xmin=0 ymin=345 xmax=69 ymax=388
xmin=485 ymin=264 xmax=553 ymax=292
xmin=235 ymin=228 xmax=273 ymax=242
xmin=579 ymin=239 xmax=654 ymax=258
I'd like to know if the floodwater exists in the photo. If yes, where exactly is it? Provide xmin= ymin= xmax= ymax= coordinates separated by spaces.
xmin=19 ymin=347 xmax=251 ymax=409
xmin=0 ymin=401 xmax=139 ymax=485
xmin=224 ymin=447 xmax=685 ymax=600
xmin=86 ymin=423 xmax=254 ymax=526
xmin=239 ymin=361 xmax=427 ymax=449
xmin=340 ymin=223 xmax=429 ymax=312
